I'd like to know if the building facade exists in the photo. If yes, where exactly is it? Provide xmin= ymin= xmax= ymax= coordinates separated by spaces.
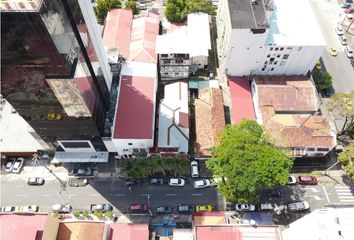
xmin=1 ymin=0 xmax=112 ymax=143
xmin=217 ymin=0 xmax=326 ymax=77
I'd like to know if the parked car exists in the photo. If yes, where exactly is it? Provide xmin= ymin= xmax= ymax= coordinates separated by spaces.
xmin=344 ymin=7 xmax=354 ymax=13
xmin=347 ymin=13 xmax=354 ymax=19
xmin=267 ymin=189 xmax=283 ymax=197
xmin=12 ymin=157 xmax=24 ymax=174
xmin=1 ymin=206 xmax=17 ymax=212
xmin=52 ymin=204 xmax=72 ymax=213
xmin=193 ymin=179 xmax=211 ymax=189
xmin=156 ymin=206 xmax=173 ymax=214
xmin=210 ymin=177 xmax=228 ymax=186
xmin=335 ymin=25 xmax=344 ymax=35
xmin=287 ymin=176 xmax=297 ymax=185
xmin=95 ymin=204 xmax=113 ymax=212
xmin=129 ymin=204 xmax=149 ymax=213
xmin=168 ymin=178 xmax=185 ymax=187
xmin=5 ymin=158 xmax=15 ymax=173
xmin=328 ymin=46 xmax=337 ymax=56
xmin=345 ymin=46 xmax=353 ymax=58
xmin=69 ymin=167 xmax=93 ymax=177
xmin=195 ymin=205 xmax=213 ymax=212
xmin=125 ymin=179 xmax=143 ymax=187
xmin=287 ymin=201 xmax=310 ymax=212
xmin=325 ymin=86 xmax=335 ymax=97
xmin=259 ymin=203 xmax=278 ymax=211
xmin=177 ymin=204 xmax=193 ymax=214
xmin=339 ymin=35 xmax=347 ymax=45
xmin=298 ymin=176 xmax=318 ymax=185
xmin=190 ymin=160 xmax=199 ymax=178
xmin=27 ymin=177 xmax=45 ymax=186
xmin=20 ymin=205 xmax=38 ymax=212
xmin=235 ymin=203 xmax=256 ymax=212
xmin=149 ymin=178 xmax=164 ymax=185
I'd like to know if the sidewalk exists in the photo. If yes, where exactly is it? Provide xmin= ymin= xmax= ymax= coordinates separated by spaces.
xmin=318 ymin=170 xmax=354 ymax=186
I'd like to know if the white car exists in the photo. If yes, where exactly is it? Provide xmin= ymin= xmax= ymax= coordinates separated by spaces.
xmin=168 ymin=178 xmax=186 ymax=187
xmin=190 ymin=161 xmax=199 ymax=178
xmin=335 ymin=25 xmax=344 ymax=35
xmin=20 ymin=205 xmax=38 ymax=212
xmin=287 ymin=176 xmax=297 ymax=185
xmin=1 ymin=206 xmax=17 ymax=212
xmin=235 ymin=203 xmax=256 ymax=212
xmin=12 ymin=157 xmax=24 ymax=174
xmin=347 ymin=13 xmax=354 ymax=19
xmin=287 ymin=201 xmax=310 ymax=212
xmin=193 ymin=179 xmax=211 ymax=189
xmin=5 ymin=158 xmax=15 ymax=173
xmin=339 ymin=35 xmax=347 ymax=45
xmin=52 ymin=204 xmax=72 ymax=213
xmin=345 ymin=46 xmax=353 ymax=58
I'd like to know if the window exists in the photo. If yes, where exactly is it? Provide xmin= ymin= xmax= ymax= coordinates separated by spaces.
xmin=298 ymin=47 xmax=303 ymax=51
xmin=264 ymin=61 xmax=268 ymax=65
xmin=164 ymin=72 xmax=169 ymax=75
xmin=307 ymin=148 xmax=315 ymax=151
xmin=261 ymin=68 xmax=265 ymax=71
xmin=317 ymin=148 xmax=329 ymax=152
xmin=163 ymin=59 xmax=171 ymax=64
xmin=277 ymin=55 xmax=281 ymax=58
xmin=271 ymin=68 xmax=274 ymax=71
xmin=282 ymin=54 xmax=289 ymax=60
xmin=287 ymin=47 xmax=293 ymax=50
xmin=175 ymin=59 xmax=183 ymax=64
xmin=161 ymin=54 xmax=168 ymax=58
xmin=270 ymin=58 xmax=275 ymax=62
xmin=280 ymin=47 xmax=284 ymax=51
xmin=175 ymin=72 xmax=179 ymax=75
xmin=275 ymin=47 xmax=279 ymax=51
xmin=128 ymin=143 xmax=133 ymax=146
xmin=280 ymin=61 xmax=286 ymax=66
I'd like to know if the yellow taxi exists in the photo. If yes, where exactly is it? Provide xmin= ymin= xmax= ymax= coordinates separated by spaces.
xmin=328 ymin=46 xmax=337 ymax=56
xmin=195 ymin=204 xmax=213 ymax=212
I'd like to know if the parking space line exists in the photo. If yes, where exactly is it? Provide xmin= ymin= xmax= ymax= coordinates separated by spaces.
xmin=323 ymin=186 xmax=330 ymax=203
xmin=337 ymin=196 xmax=354 ymax=199
xmin=165 ymin=194 xmax=177 ymax=196
xmin=140 ymin=194 xmax=150 ymax=196
xmin=114 ymin=194 xmax=126 ymax=196
xmin=191 ymin=194 xmax=203 ymax=196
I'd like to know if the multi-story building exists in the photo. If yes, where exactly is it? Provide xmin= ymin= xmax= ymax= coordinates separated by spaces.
xmin=1 ymin=0 xmax=112 ymax=146
xmin=217 ymin=0 xmax=326 ymax=76
xmin=156 ymin=12 xmax=211 ymax=81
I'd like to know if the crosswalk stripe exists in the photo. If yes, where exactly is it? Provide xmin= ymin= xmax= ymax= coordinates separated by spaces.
xmin=335 ymin=186 xmax=351 ymax=189
xmin=340 ymin=199 xmax=354 ymax=202
xmin=337 ymin=192 xmax=353 ymax=196
xmin=336 ymin=189 xmax=352 ymax=192
xmin=337 ymin=196 xmax=354 ymax=199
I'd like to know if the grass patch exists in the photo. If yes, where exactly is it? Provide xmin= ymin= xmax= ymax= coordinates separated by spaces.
xmin=292 ymin=171 xmax=324 ymax=176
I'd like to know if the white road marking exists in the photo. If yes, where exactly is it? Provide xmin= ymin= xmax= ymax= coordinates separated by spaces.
xmin=304 ymin=187 xmax=319 ymax=193
xmin=323 ymin=186 xmax=330 ymax=203
xmin=335 ymin=186 xmax=352 ymax=189
xmin=140 ymin=194 xmax=151 ymax=196
xmin=41 ymin=194 xmax=52 ymax=197
xmin=191 ymin=194 xmax=203 ymax=196
xmin=165 ymin=194 xmax=177 ymax=196
xmin=114 ymin=194 xmax=126 ymax=196
xmin=305 ymin=195 xmax=322 ymax=200
xmin=336 ymin=189 xmax=352 ymax=192
xmin=337 ymin=192 xmax=353 ymax=195
xmin=340 ymin=199 xmax=354 ymax=202
xmin=337 ymin=196 xmax=354 ymax=199
xmin=15 ymin=194 xmax=27 ymax=197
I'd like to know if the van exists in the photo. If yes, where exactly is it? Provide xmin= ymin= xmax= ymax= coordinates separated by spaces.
xmin=190 ymin=161 xmax=199 ymax=178
xmin=259 ymin=203 xmax=278 ymax=211
xmin=345 ymin=46 xmax=353 ymax=58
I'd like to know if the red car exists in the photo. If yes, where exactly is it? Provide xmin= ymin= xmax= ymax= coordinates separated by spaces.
xmin=298 ymin=176 xmax=318 ymax=185
xmin=344 ymin=8 xmax=354 ymax=13
xmin=129 ymin=204 xmax=149 ymax=213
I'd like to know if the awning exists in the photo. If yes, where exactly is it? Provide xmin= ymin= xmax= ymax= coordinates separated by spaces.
xmin=51 ymin=151 xmax=109 ymax=163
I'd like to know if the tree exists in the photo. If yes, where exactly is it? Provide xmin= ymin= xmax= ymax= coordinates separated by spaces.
xmin=125 ymin=0 xmax=139 ymax=15
xmin=338 ymin=142 xmax=354 ymax=180
xmin=165 ymin=0 xmax=189 ymax=23
xmin=151 ymin=157 xmax=168 ymax=176
xmin=166 ymin=156 xmax=189 ymax=176
xmin=312 ymin=69 xmax=333 ymax=91
xmin=187 ymin=0 xmax=216 ymax=16
xmin=94 ymin=0 xmax=121 ymax=24
xmin=327 ymin=91 xmax=354 ymax=134
xmin=206 ymin=120 xmax=293 ymax=202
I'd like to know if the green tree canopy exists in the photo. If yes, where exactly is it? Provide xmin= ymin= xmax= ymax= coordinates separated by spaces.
xmin=94 ymin=0 xmax=121 ymax=24
xmin=327 ymin=91 xmax=354 ymax=134
xmin=312 ymin=69 xmax=333 ymax=91
xmin=206 ymin=120 xmax=293 ymax=202
xmin=338 ymin=142 xmax=354 ymax=180
xmin=165 ymin=0 xmax=215 ymax=23
xmin=125 ymin=0 xmax=139 ymax=15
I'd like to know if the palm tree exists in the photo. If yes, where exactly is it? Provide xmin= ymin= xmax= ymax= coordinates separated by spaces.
xmin=167 ymin=156 xmax=189 ymax=177
xmin=124 ymin=160 xmax=139 ymax=178
xmin=135 ymin=157 xmax=152 ymax=178
xmin=151 ymin=157 xmax=168 ymax=176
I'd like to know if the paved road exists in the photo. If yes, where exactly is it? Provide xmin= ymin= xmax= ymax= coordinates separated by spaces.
xmin=310 ymin=0 xmax=354 ymax=93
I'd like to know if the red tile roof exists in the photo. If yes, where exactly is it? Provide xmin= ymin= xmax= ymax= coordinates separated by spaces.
xmin=110 ymin=223 xmax=149 ymax=240
xmin=229 ymin=77 xmax=255 ymax=124
xmin=103 ymin=9 xmax=133 ymax=59
xmin=128 ymin=13 xmax=160 ymax=63
xmin=0 ymin=214 xmax=47 ymax=240
xmin=113 ymin=75 xmax=155 ymax=139
xmin=195 ymin=88 xmax=225 ymax=157
xmin=196 ymin=226 xmax=282 ymax=240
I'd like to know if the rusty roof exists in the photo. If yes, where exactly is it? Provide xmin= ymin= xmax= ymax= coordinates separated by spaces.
xmin=195 ymin=88 xmax=225 ymax=157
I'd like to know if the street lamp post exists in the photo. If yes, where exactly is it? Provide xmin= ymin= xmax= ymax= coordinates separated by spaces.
xmin=147 ymin=194 xmax=153 ymax=216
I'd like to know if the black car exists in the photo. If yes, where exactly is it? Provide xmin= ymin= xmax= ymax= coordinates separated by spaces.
xmin=267 ymin=189 xmax=283 ymax=197
xmin=125 ymin=179 xmax=143 ymax=187
xmin=150 ymin=178 xmax=164 ymax=185
xmin=177 ymin=204 xmax=193 ymax=214
xmin=156 ymin=206 xmax=173 ymax=214
xmin=69 ymin=168 xmax=93 ymax=177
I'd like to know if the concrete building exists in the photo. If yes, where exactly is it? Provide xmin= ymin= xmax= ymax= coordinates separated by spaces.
xmin=251 ymin=76 xmax=336 ymax=157
xmin=1 ymin=0 xmax=112 ymax=147
xmin=217 ymin=0 xmax=326 ymax=76
xmin=158 ymin=82 xmax=189 ymax=153
xmin=156 ymin=13 xmax=211 ymax=80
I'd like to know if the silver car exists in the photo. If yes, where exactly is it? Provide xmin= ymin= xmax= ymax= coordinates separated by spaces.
xmin=12 ymin=157 xmax=24 ymax=174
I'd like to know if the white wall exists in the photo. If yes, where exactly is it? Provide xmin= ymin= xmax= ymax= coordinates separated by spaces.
xmin=112 ymin=138 xmax=153 ymax=156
